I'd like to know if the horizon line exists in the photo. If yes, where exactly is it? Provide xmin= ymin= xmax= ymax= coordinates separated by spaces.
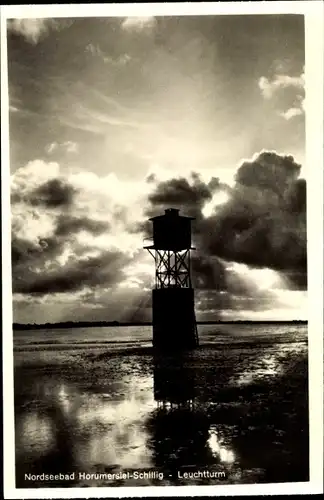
xmin=13 ymin=319 xmax=308 ymax=329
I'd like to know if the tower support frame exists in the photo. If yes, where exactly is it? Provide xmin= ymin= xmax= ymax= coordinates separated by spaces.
xmin=144 ymin=209 xmax=199 ymax=350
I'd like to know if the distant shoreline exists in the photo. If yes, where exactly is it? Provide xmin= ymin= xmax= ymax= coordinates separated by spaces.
xmin=13 ymin=320 xmax=308 ymax=330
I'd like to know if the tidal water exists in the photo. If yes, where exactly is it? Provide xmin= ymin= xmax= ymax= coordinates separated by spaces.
xmin=13 ymin=324 xmax=308 ymax=488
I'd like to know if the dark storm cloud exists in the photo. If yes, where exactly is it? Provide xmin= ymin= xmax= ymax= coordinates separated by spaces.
xmin=13 ymin=250 xmax=130 ymax=295
xmin=191 ymin=254 xmax=226 ymax=291
xmin=30 ymin=178 xmax=78 ymax=207
xmin=132 ymin=172 xmax=228 ymax=238
xmin=11 ymin=178 xmax=78 ymax=208
xmin=12 ymin=227 xmax=130 ymax=297
xmin=11 ymin=171 xmax=118 ymax=296
xmin=11 ymin=214 xmax=109 ymax=269
xmin=284 ymin=178 xmax=306 ymax=214
xmin=147 ymin=173 xmax=224 ymax=220
xmin=131 ymin=172 xmax=224 ymax=237
xmin=144 ymin=151 xmax=306 ymax=292
xmin=11 ymin=234 xmax=64 ymax=267
xmin=200 ymin=152 xmax=306 ymax=286
xmin=54 ymin=214 xmax=109 ymax=237
xmin=12 ymin=214 xmax=115 ymax=295
xmin=282 ymin=270 xmax=307 ymax=290
xmin=235 ymin=151 xmax=300 ymax=194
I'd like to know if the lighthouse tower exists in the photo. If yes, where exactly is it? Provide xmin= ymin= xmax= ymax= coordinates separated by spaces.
xmin=144 ymin=208 xmax=199 ymax=350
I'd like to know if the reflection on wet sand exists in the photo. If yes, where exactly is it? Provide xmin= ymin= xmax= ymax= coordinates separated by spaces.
xmin=234 ymin=342 xmax=306 ymax=387
xmin=15 ymin=336 xmax=309 ymax=487
xmin=153 ymin=354 xmax=196 ymax=408
xmin=16 ymin=374 xmax=156 ymax=487
xmin=208 ymin=426 xmax=235 ymax=464
xmin=147 ymin=354 xmax=246 ymax=484
xmin=74 ymin=376 xmax=155 ymax=476
xmin=16 ymin=355 xmax=239 ymax=487
xmin=150 ymin=354 xmax=211 ymax=474
xmin=16 ymin=383 xmax=78 ymax=486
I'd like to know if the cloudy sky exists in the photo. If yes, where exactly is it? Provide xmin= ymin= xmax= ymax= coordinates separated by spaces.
xmin=7 ymin=14 xmax=307 ymax=323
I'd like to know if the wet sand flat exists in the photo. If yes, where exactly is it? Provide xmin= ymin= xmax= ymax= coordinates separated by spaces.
xmin=14 ymin=325 xmax=308 ymax=488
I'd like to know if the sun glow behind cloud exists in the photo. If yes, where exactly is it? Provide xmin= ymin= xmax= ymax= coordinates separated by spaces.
xmin=10 ymin=155 xmax=307 ymax=322
xmin=202 ymin=191 xmax=230 ymax=218
xmin=7 ymin=14 xmax=307 ymax=323
xmin=229 ymin=263 xmax=285 ymax=291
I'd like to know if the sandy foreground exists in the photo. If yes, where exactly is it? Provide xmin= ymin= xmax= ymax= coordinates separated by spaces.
xmin=14 ymin=335 xmax=308 ymax=488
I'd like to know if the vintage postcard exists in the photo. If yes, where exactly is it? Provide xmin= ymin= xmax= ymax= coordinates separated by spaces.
xmin=1 ymin=2 xmax=323 ymax=498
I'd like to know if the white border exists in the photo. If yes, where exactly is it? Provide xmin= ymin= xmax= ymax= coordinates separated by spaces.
xmin=0 ymin=1 xmax=323 ymax=17
xmin=1 ymin=2 xmax=323 ymax=498
xmin=305 ymin=3 xmax=324 ymax=495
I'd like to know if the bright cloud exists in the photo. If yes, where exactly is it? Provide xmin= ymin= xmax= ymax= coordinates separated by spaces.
xmin=258 ymin=73 xmax=305 ymax=100
xmin=10 ymin=151 xmax=307 ymax=322
xmin=7 ymin=18 xmax=73 ymax=44
xmin=7 ymin=16 xmax=307 ymax=324
xmin=228 ymin=263 xmax=285 ymax=292
xmin=10 ymin=160 xmax=146 ymax=306
xmin=121 ymin=16 xmax=156 ymax=32
xmin=202 ymin=191 xmax=230 ymax=218
xmin=258 ymin=69 xmax=305 ymax=120
xmin=7 ymin=19 xmax=55 ymax=44
xmin=280 ymin=107 xmax=304 ymax=120
xmin=46 ymin=141 xmax=79 ymax=155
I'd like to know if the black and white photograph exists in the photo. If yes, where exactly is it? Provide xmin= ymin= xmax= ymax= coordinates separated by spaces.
xmin=1 ymin=2 xmax=323 ymax=498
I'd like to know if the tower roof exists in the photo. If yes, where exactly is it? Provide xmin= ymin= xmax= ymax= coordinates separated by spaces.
xmin=149 ymin=208 xmax=195 ymax=221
